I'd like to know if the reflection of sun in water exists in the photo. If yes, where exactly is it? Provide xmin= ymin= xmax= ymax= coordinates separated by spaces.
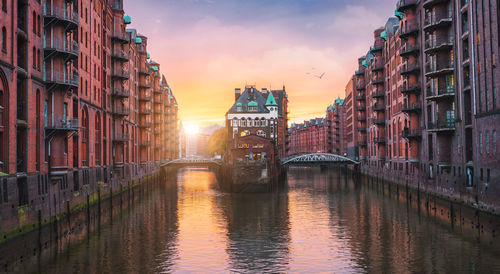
xmin=184 ymin=121 xmax=199 ymax=136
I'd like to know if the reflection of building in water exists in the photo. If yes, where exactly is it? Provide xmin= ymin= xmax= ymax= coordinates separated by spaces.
xmin=219 ymin=193 xmax=291 ymax=272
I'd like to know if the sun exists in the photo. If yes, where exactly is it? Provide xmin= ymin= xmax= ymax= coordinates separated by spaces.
xmin=184 ymin=122 xmax=200 ymax=136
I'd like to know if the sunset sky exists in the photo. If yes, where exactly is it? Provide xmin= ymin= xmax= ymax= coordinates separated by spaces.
xmin=125 ymin=0 xmax=397 ymax=125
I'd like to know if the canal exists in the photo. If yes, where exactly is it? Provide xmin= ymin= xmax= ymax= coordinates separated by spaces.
xmin=14 ymin=167 xmax=500 ymax=273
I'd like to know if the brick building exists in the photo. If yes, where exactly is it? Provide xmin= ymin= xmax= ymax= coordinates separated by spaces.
xmin=287 ymin=99 xmax=347 ymax=156
xmin=226 ymin=85 xmax=288 ymax=163
xmin=0 ymin=0 xmax=179 ymax=239
xmin=344 ymin=0 xmax=500 ymax=211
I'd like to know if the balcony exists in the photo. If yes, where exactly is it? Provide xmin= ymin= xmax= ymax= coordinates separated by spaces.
xmin=428 ymin=118 xmax=456 ymax=132
xmin=45 ymin=117 xmax=79 ymax=132
xmin=154 ymin=108 xmax=162 ymax=114
xmin=137 ymin=45 xmax=147 ymax=54
xmin=111 ymin=49 xmax=130 ymax=61
xmin=399 ymin=24 xmax=419 ymax=38
xmin=43 ymin=5 xmax=79 ymax=28
xmin=139 ymin=92 xmax=152 ymax=101
xmin=401 ymin=84 xmax=421 ymax=94
xmin=140 ymin=140 xmax=152 ymax=147
xmin=373 ymin=138 xmax=386 ymax=144
xmin=373 ymin=118 xmax=385 ymax=125
xmin=424 ymin=0 xmax=452 ymax=9
xmin=45 ymin=71 xmax=79 ymax=88
xmin=112 ymin=68 xmax=130 ymax=79
xmin=153 ymin=88 xmax=163 ymax=94
xmin=356 ymin=106 xmax=366 ymax=111
xmin=356 ymin=81 xmax=366 ymax=91
xmin=424 ymin=11 xmax=453 ymax=31
xmin=113 ymin=133 xmax=130 ymax=143
xmin=372 ymin=91 xmax=385 ymax=98
xmin=139 ymin=80 xmax=152 ymax=89
xmin=370 ymin=44 xmax=383 ymax=53
xmin=357 ymin=127 xmax=367 ymax=132
xmin=138 ymin=121 xmax=153 ymax=128
xmin=357 ymin=117 xmax=366 ymax=122
xmin=373 ymin=103 xmax=385 ymax=111
xmin=400 ymin=62 xmax=420 ymax=76
xmin=372 ymin=77 xmax=384 ymax=85
xmin=112 ymin=106 xmax=130 ymax=116
xmin=112 ymin=88 xmax=130 ymax=98
xmin=402 ymin=128 xmax=422 ymax=139
xmin=425 ymin=36 xmax=454 ymax=54
xmin=397 ymin=0 xmax=419 ymax=12
xmin=372 ymin=60 xmax=384 ymax=71
xmin=43 ymin=37 xmax=78 ymax=58
xmin=356 ymin=93 xmax=366 ymax=101
xmin=111 ymin=30 xmax=129 ymax=43
xmin=139 ymin=108 xmax=152 ymax=115
xmin=400 ymin=43 xmax=419 ymax=57
xmin=425 ymin=62 xmax=454 ymax=77
xmin=401 ymin=102 xmax=422 ymax=113
xmin=426 ymin=85 xmax=455 ymax=100
xmin=139 ymin=66 xmax=149 ymax=75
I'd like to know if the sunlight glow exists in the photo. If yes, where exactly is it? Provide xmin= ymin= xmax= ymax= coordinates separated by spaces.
xmin=184 ymin=122 xmax=200 ymax=136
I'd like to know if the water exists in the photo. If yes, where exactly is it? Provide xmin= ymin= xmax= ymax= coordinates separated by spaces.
xmin=18 ymin=167 xmax=500 ymax=273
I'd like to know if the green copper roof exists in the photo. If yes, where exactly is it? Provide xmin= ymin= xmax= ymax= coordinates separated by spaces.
xmin=335 ymin=96 xmax=344 ymax=105
xmin=362 ymin=60 xmax=367 ymax=67
xmin=135 ymin=37 xmax=142 ymax=44
xmin=395 ymin=9 xmax=403 ymax=19
xmin=151 ymin=66 xmax=158 ymax=72
xmin=381 ymin=31 xmax=387 ymax=41
xmin=124 ymin=15 xmax=131 ymax=24
xmin=265 ymin=92 xmax=278 ymax=106
xmin=147 ymin=53 xmax=150 ymax=59
xmin=248 ymin=101 xmax=258 ymax=107
xmin=236 ymin=102 xmax=242 ymax=107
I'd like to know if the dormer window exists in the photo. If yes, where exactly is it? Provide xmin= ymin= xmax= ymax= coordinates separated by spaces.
xmin=236 ymin=102 xmax=242 ymax=112
xmin=248 ymin=101 xmax=258 ymax=112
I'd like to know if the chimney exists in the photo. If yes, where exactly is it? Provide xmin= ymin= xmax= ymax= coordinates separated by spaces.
xmin=235 ymin=88 xmax=241 ymax=101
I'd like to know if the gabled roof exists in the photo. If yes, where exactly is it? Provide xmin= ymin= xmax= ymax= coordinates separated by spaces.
xmin=227 ymin=87 xmax=269 ymax=114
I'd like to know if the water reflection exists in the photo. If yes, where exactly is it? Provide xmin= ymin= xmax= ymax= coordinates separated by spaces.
xmin=20 ymin=167 xmax=500 ymax=273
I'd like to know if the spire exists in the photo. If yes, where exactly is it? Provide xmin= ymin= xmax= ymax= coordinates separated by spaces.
xmin=265 ymin=92 xmax=278 ymax=106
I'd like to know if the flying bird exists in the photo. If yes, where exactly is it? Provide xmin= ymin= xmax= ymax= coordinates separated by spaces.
xmin=315 ymin=72 xmax=326 ymax=79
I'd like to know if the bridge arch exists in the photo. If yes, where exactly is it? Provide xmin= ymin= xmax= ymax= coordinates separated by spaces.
xmin=281 ymin=153 xmax=359 ymax=165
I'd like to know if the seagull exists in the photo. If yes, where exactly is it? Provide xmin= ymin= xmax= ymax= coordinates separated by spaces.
xmin=314 ymin=72 xmax=326 ymax=79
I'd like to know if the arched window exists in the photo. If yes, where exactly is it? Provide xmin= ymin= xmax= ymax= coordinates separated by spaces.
xmin=37 ymin=15 xmax=41 ymax=36
xmin=95 ymin=113 xmax=101 ymax=165
xmin=32 ymin=47 xmax=36 ymax=68
xmin=37 ymin=49 xmax=41 ymax=70
xmin=81 ymin=107 xmax=89 ymax=166
xmin=257 ymin=130 xmax=266 ymax=137
xmin=1 ymin=27 xmax=6 ymax=52
xmin=2 ymin=0 xmax=6 ymax=12
xmin=32 ymin=11 xmax=36 ymax=33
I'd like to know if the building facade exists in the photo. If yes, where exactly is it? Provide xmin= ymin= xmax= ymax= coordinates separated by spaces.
xmin=287 ymin=98 xmax=347 ymax=156
xmin=345 ymin=0 xmax=499 ymax=211
xmin=226 ymin=86 xmax=285 ymax=162
xmin=0 ymin=0 xmax=179 ymax=240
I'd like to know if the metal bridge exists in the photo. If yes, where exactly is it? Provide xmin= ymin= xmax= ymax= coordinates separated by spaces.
xmin=281 ymin=153 xmax=359 ymax=165
xmin=161 ymin=158 xmax=223 ymax=168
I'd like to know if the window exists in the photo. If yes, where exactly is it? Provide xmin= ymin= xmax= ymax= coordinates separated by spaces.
xmin=493 ymin=131 xmax=497 ymax=154
xmin=486 ymin=132 xmax=489 ymax=154
xmin=2 ymin=0 xmax=6 ymax=12
xmin=32 ymin=47 xmax=36 ymax=68
xmin=479 ymin=132 xmax=483 ymax=154
xmin=1 ymin=27 xmax=6 ymax=52
xmin=32 ymin=11 xmax=36 ymax=33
